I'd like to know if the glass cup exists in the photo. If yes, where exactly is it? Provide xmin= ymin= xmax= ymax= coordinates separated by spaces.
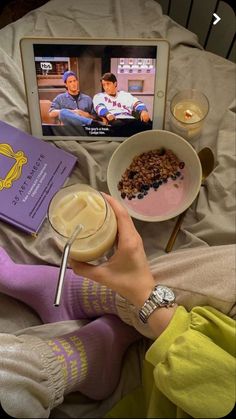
xmin=48 ymin=183 xmax=117 ymax=263
xmin=170 ymin=89 xmax=209 ymax=141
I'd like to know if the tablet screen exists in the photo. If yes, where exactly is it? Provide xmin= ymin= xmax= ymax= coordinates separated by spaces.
xmin=21 ymin=38 xmax=169 ymax=141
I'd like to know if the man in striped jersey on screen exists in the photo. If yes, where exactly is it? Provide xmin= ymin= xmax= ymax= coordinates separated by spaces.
xmin=93 ymin=72 xmax=152 ymax=136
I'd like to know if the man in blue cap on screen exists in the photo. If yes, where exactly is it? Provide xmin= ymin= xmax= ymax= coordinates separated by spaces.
xmin=49 ymin=70 xmax=106 ymax=132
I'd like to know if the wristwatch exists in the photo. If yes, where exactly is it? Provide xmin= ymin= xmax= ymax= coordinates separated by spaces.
xmin=139 ymin=285 xmax=175 ymax=323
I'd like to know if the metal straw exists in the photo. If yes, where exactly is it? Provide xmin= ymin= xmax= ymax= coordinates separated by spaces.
xmin=54 ymin=224 xmax=83 ymax=307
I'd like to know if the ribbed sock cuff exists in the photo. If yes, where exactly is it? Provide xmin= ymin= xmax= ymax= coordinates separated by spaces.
xmin=68 ymin=273 xmax=117 ymax=317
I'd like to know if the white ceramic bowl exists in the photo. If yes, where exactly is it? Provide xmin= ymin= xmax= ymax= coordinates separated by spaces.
xmin=107 ymin=130 xmax=202 ymax=222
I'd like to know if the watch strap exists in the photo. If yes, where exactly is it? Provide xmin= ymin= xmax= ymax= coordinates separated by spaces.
xmin=138 ymin=285 xmax=175 ymax=324
xmin=139 ymin=298 xmax=161 ymax=323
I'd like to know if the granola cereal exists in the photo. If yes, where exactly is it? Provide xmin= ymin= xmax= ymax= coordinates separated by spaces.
xmin=117 ymin=148 xmax=185 ymax=200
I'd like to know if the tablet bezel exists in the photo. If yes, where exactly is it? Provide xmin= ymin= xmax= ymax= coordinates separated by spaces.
xmin=20 ymin=37 xmax=170 ymax=141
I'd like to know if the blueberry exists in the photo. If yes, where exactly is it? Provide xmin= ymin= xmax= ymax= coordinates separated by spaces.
xmin=171 ymin=175 xmax=177 ymax=180
xmin=143 ymin=184 xmax=150 ymax=190
xmin=152 ymin=182 xmax=159 ymax=188
xmin=121 ymin=192 xmax=126 ymax=199
xmin=162 ymin=178 xmax=168 ymax=183
xmin=137 ymin=193 xmax=144 ymax=199
xmin=179 ymin=161 xmax=185 ymax=169
xmin=176 ymin=171 xmax=181 ymax=177
xmin=128 ymin=171 xmax=137 ymax=179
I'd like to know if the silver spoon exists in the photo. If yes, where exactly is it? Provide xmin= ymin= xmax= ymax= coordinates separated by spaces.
xmin=54 ymin=223 xmax=83 ymax=306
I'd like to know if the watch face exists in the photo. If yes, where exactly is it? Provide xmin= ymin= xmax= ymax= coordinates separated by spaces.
xmin=155 ymin=285 xmax=175 ymax=303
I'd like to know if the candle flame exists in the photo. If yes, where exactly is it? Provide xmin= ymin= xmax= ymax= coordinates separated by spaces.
xmin=184 ymin=109 xmax=193 ymax=119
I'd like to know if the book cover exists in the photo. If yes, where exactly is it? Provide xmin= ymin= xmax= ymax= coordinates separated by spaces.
xmin=0 ymin=120 xmax=77 ymax=234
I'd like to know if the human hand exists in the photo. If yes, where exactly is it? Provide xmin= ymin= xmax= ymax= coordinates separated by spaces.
xmin=106 ymin=113 xmax=116 ymax=121
xmin=69 ymin=193 xmax=156 ymax=308
xmin=140 ymin=110 xmax=150 ymax=122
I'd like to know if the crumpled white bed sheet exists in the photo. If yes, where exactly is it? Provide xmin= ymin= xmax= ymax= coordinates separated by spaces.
xmin=0 ymin=0 xmax=235 ymax=417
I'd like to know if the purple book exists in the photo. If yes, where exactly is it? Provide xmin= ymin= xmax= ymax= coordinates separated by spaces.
xmin=0 ymin=120 xmax=77 ymax=234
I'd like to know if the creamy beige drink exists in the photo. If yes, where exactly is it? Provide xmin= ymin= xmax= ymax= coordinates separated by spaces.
xmin=48 ymin=184 xmax=117 ymax=262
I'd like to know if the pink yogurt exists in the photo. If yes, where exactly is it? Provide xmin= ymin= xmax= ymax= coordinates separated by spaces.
xmin=124 ymin=168 xmax=188 ymax=216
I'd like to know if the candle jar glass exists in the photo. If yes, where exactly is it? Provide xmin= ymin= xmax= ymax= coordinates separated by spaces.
xmin=48 ymin=183 xmax=117 ymax=263
xmin=170 ymin=89 xmax=209 ymax=141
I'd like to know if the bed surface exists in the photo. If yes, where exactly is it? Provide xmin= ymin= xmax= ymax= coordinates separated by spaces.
xmin=0 ymin=0 xmax=235 ymax=417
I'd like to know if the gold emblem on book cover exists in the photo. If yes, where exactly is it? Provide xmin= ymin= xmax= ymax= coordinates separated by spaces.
xmin=0 ymin=143 xmax=28 ymax=190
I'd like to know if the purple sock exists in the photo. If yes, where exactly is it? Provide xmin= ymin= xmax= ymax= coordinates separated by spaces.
xmin=47 ymin=314 xmax=141 ymax=400
xmin=0 ymin=247 xmax=117 ymax=323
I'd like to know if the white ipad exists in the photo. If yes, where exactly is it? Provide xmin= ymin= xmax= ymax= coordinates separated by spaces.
xmin=20 ymin=37 xmax=169 ymax=141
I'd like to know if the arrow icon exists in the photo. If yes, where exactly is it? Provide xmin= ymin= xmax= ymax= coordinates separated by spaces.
xmin=213 ymin=13 xmax=221 ymax=25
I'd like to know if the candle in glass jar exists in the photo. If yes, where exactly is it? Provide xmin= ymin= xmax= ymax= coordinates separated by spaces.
xmin=170 ymin=90 xmax=209 ymax=141
xmin=173 ymin=101 xmax=203 ymax=124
